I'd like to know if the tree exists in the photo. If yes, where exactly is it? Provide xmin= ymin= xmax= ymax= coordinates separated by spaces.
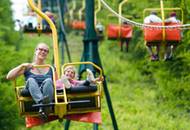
xmin=0 ymin=0 xmax=24 ymax=129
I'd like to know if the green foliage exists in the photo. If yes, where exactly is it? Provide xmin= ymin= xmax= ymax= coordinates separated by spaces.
xmin=0 ymin=42 xmax=28 ymax=130
xmin=0 ymin=0 xmax=19 ymax=46
xmin=0 ymin=83 xmax=24 ymax=130
xmin=0 ymin=1 xmax=25 ymax=129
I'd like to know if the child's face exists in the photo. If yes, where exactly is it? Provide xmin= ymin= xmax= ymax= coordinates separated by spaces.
xmin=64 ymin=68 xmax=75 ymax=79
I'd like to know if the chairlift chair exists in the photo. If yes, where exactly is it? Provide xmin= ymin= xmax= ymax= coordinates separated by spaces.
xmin=106 ymin=0 xmax=133 ymax=51
xmin=23 ymin=0 xmax=54 ymax=34
xmin=14 ymin=62 xmax=103 ymax=119
xmin=94 ymin=0 xmax=104 ymax=40
xmin=59 ymin=62 xmax=103 ymax=115
xmin=143 ymin=7 xmax=183 ymax=45
xmin=71 ymin=0 xmax=86 ymax=30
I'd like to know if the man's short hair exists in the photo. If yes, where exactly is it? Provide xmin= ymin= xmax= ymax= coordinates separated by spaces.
xmin=150 ymin=11 xmax=157 ymax=15
xmin=170 ymin=12 xmax=177 ymax=17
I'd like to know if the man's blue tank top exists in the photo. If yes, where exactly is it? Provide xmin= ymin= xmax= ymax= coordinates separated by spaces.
xmin=24 ymin=68 xmax=53 ymax=86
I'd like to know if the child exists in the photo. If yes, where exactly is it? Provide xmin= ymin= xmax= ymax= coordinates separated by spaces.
xmin=56 ymin=65 xmax=103 ymax=90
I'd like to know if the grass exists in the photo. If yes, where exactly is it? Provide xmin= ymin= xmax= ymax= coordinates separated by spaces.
xmin=99 ymin=37 xmax=190 ymax=130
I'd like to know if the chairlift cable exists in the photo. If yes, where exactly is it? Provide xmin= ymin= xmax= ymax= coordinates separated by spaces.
xmin=100 ymin=0 xmax=190 ymax=29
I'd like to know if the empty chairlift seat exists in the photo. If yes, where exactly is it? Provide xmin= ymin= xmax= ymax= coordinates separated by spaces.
xmin=71 ymin=20 xmax=86 ymax=30
xmin=107 ymin=24 xmax=120 ymax=39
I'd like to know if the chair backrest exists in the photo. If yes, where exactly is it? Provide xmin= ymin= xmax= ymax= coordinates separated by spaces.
xmin=143 ymin=23 xmax=182 ymax=42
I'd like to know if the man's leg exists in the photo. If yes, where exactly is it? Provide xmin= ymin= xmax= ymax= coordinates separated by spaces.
xmin=164 ymin=45 xmax=171 ymax=60
xmin=155 ymin=45 xmax=160 ymax=60
xmin=146 ymin=45 xmax=156 ymax=61
xmin=170 ymin=45 xmax=177 ymax=59
xmin=146 ymin=46 xmax=153 ymax=56
xmin=125 ymin=38 xmax=131 ymax=52
xmin=120 ymin=40 xmax=124 ymax=51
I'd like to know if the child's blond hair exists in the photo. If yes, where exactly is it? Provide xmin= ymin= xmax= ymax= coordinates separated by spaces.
xmin=63 ymin=65 xmax=78 ymax=79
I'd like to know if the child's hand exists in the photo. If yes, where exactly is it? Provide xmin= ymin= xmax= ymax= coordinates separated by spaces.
xmin=61 ymin=75 xmax=71 ymax=89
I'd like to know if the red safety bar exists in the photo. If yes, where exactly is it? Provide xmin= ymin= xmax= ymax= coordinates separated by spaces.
xmin=144 ymin=23 xmax=182 ymax=42
xmin=107 ymin=24 xmax=133 ymax=39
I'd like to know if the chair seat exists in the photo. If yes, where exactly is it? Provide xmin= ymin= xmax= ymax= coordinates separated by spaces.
xmin=66 ymin=85 xmax=97 ymax=94
xmin=20 ymin=88 xmax=31 ymax=97
xmin=20 ymin=85 xmax=98 ymax=97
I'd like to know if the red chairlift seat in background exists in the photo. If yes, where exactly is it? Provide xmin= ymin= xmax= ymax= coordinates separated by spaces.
xmin=106 ymin=24 xmax=120 ymax=39
xmin=143 ymin=23 xmax=163 ymax=42
xmin=71 ymin=20 xmax=86 ymax=30
xmin=143 ymin=22 xmax=182 ymax=43
xmin=120 ymin=24 xmax=133 ymax=39
xmin=107 ymin=23 xmax=133 ymax=52
xmin=165 ymin=22 xmax=182 ymax=41
xmin=71 ymin=0 xmax=85 ymax=31
xmin=106 ymin=24 xmax=133 ymax=39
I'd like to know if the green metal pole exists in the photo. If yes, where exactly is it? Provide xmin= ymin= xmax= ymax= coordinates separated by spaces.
xmin=79 ymin=0 xmax=119 ymax=130
xmin=93 ymin=123 xmax=98 ymax=130
xmin=57 ymin=0 xmax=72 ymax=129
xmin=79 ymin=0 xmax=101 ymax=74
xmin=57 ymin=0 xmax=72 ymax=65
xmin=64 ymin=119 xmax=71 ymax=130
xmin=50 ymin=0 xmax=54 ymax=12
xmin=102 ymin=77 xmax=118 ymax=130
xmin=59 ymin=0 xmax=65 ymax=65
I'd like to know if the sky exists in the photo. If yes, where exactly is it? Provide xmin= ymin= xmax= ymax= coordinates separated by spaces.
xmin=10 ymin=0 xmax=28 ymax=20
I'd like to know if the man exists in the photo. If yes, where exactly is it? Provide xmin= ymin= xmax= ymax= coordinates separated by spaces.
xmin=164 ymin=12 xmax=181 ymax=61
xmin=144 ymin=11 xmax=162 ymax=61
